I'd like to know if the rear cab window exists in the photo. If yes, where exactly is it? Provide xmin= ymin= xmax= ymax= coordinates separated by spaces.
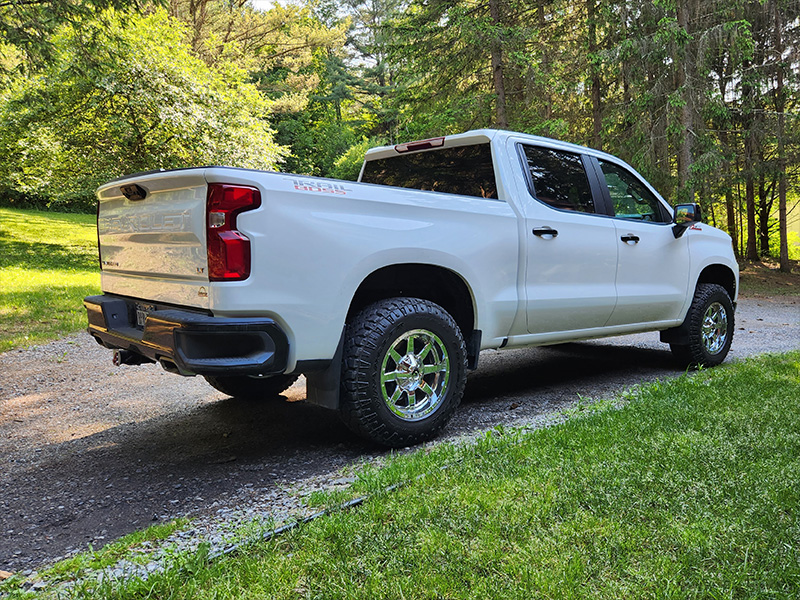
xmin=360 ymin=143 xmax=498 ymax=199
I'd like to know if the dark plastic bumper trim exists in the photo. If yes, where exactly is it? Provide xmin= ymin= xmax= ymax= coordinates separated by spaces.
xmin=84 ymin=295 xmax=289 ymax=376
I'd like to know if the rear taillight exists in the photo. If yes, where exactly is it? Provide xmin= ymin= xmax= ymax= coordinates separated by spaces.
xmin=206 ymin=183 xmax=261 ymax=281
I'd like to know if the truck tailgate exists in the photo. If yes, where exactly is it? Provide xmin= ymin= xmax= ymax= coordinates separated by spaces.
xmin=96 ymin=170 xmax=210 ymax=308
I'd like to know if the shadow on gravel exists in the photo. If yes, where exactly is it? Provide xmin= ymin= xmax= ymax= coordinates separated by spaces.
xmin=1 ymin=339 xmax=679 ymax=571
xmin=463 ymin=342 xmax=677 ymax=404
xmin=1 ymin=397 xmax=368 ymax=570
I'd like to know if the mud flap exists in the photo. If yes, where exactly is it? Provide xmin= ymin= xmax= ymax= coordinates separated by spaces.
xmin=304 ymin=330 xmax=345 ymax=410
xmin=660 ymin=322 xmax=690 ymax=345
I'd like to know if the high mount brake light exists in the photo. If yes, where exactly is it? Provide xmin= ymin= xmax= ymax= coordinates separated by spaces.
xmin=394 ymin=137 xmax=445 ymax=153
xmin=206 ymin=183 xmax=261 ymax=281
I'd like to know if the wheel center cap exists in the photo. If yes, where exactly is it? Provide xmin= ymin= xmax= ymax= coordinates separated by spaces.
xmin=398 ymin=355 xmax=422 ymax=390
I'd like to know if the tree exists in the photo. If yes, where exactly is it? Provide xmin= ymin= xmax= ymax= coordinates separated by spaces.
xmin=0 ymin=0 xmax=147 ymax=68
xmin=386 ymin=0 xmax=527 ymax=137
xmin=339 ymin=0 xmax=405 ymax=140
xmin=773 ymin=0 xmax=791 ymax=271
xmin=168 ymin=0 xmax=346 ymax=107
xmin=0 ymin=8 xmax=286 ymax=210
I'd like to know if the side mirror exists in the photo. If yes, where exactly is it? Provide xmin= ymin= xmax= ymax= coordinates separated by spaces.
xmin=673 ymin=203 xmax=702 ymax=238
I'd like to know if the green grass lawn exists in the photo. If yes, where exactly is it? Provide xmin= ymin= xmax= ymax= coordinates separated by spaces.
xmin=0 ymin=207 xmax=100 ymax=352
xmin=6 ymin=352 xmax=796 ymax=599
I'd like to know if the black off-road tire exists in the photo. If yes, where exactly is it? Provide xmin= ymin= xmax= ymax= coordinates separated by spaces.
xmin=340 ymin=297 xmax=467 ymax=448
xmin=670 ymin=283 xmax=734 ymax=368
xmin=203 ymin=373 xmax=299 ymax=400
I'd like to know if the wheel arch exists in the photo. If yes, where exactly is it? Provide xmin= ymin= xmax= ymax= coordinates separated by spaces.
xmin=696 ymin=264 xmax=737 ymax=302
xmin=662 ymin=266 xmax=737 ymax=348
xmin=346 ymin=263 xmax=477 ymax=340
xmin=305 ymin=264 xmax=478 ymax=413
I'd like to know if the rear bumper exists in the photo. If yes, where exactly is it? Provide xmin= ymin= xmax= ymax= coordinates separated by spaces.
xmin=84 ymin=295 xmax=289 ymax=376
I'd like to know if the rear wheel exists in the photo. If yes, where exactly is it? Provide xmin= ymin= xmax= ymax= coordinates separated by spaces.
xmin=340 ymin=297 xmax=467 ymax=447
xmin=670 ymin=283 xmax=734 ymax=368
xmin=204 ymin=373 xmax=299 ymax=400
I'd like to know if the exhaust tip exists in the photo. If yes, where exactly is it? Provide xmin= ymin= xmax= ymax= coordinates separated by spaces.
xmin=158 ymin=357 xmax=181 ymax=374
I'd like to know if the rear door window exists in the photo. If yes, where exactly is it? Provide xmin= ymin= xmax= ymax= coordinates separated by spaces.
xmin=360 ymin=144 xmax=498 ymax=199
xmin=521 ymin=145 xmax=596 ymax=213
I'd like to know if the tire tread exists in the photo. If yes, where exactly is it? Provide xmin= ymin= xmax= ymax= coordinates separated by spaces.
xmin=340 ymin=298 xmax=466 ymax=447
xmin=670 ymin=283 xmax=734 ymax=368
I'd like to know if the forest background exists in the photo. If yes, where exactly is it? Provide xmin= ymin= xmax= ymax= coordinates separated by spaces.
xmin=0 ymin=0 xmax=798 ymax=269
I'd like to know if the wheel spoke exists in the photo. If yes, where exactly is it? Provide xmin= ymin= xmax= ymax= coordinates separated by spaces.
xmin=406 ymin=335 xmax=416 ymax=356
xmin=388 ymin=347 xmax=403 ymax=364
xmin=419 ymin=382 xmax=435 ymax=398
xmin=389 ymin=386 xmax=404 ymax=405
xmin=418 ymin=342 xmax=434 ymax=361
xmin=421 ymin=361 xmax=446 ymax=375
xmin=381 ymin=370 xmax=402 ymax=384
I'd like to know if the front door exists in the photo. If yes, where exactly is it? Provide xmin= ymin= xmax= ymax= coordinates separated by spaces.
xmin=594 ymin=158 xmax=690 ymax=326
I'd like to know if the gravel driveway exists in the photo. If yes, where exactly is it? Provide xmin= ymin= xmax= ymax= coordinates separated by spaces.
xmin=1 ymin=295 xmax=797 ymax=572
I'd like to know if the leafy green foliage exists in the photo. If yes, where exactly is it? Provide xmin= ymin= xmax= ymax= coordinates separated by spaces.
xmin=0 ymin=8 xmax=286 ymax=211
xmin=386 ymin=0 xmax=505 ymax=137
xmin=0 ymin=0 xmax=147 ymax=68
xmin=169 ymin=0 xmax=347 ymax=75
xmin=0 ymin=0 xmax=797 ymax=260
xmin=330 ymin=137 xmax=384 ymax=181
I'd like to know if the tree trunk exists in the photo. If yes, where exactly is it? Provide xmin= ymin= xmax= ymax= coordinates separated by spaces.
xmin=535 ymin=1 xmax=553 ymax=123
xmin=725 ymin=190 xmax=739 ymax=258
xmin=745 ymin=145 xmax=759 ymax=261
xmin=775 ymin=0 xmax=790 ymax=271
xmin=489 ymin=0 xmax=508 ymax=129
xmin=675 ymin=1 xmax=694 ymax=201
xmin=587 ymin=0 xmax=602 ymax=150
xmin=757 ymin=172 xmax=771 ymax=256
xmin=650 ymin=70 xmax=668 ymax=184
xmin=713 ymin=61 xmax=737 ymax=257
xmin=717 ymin=89 xmax=738 ymax=257
xmin=187 ymin=0 xmax=209 ymax=54
xmin=737 ymin=172 xmax=745 ymax=257
xmin=742 ymin=54 xmax=759 ymax=262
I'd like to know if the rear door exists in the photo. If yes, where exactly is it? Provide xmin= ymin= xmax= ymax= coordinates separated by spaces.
xmin=520 ymin=144 xmax=619 ymax=334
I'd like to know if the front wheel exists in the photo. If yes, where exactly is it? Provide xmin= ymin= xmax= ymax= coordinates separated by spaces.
xmin=204 ymin=373 xmax=299 ymax=400
xmin=670 ymin=283 xmax=734 ymax=368
xmin=339 ymin=297 xmax=467 ymax=447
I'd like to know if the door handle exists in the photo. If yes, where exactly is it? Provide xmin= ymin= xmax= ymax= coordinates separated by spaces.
xmin=621 ymin=234 xmax=640 ymax=244
xmin=533 ymin=227 xmax=558 ymax=238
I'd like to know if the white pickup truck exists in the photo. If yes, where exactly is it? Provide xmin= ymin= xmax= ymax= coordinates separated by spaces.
xmin=85 ymin=129 xmax=738 ymax=446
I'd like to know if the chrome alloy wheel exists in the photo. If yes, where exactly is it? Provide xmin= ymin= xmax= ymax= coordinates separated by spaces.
xmin=380 ymin=329 xmax=451 ymax=421
xmin=701 ymin=301 xmax=728 ymax=355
